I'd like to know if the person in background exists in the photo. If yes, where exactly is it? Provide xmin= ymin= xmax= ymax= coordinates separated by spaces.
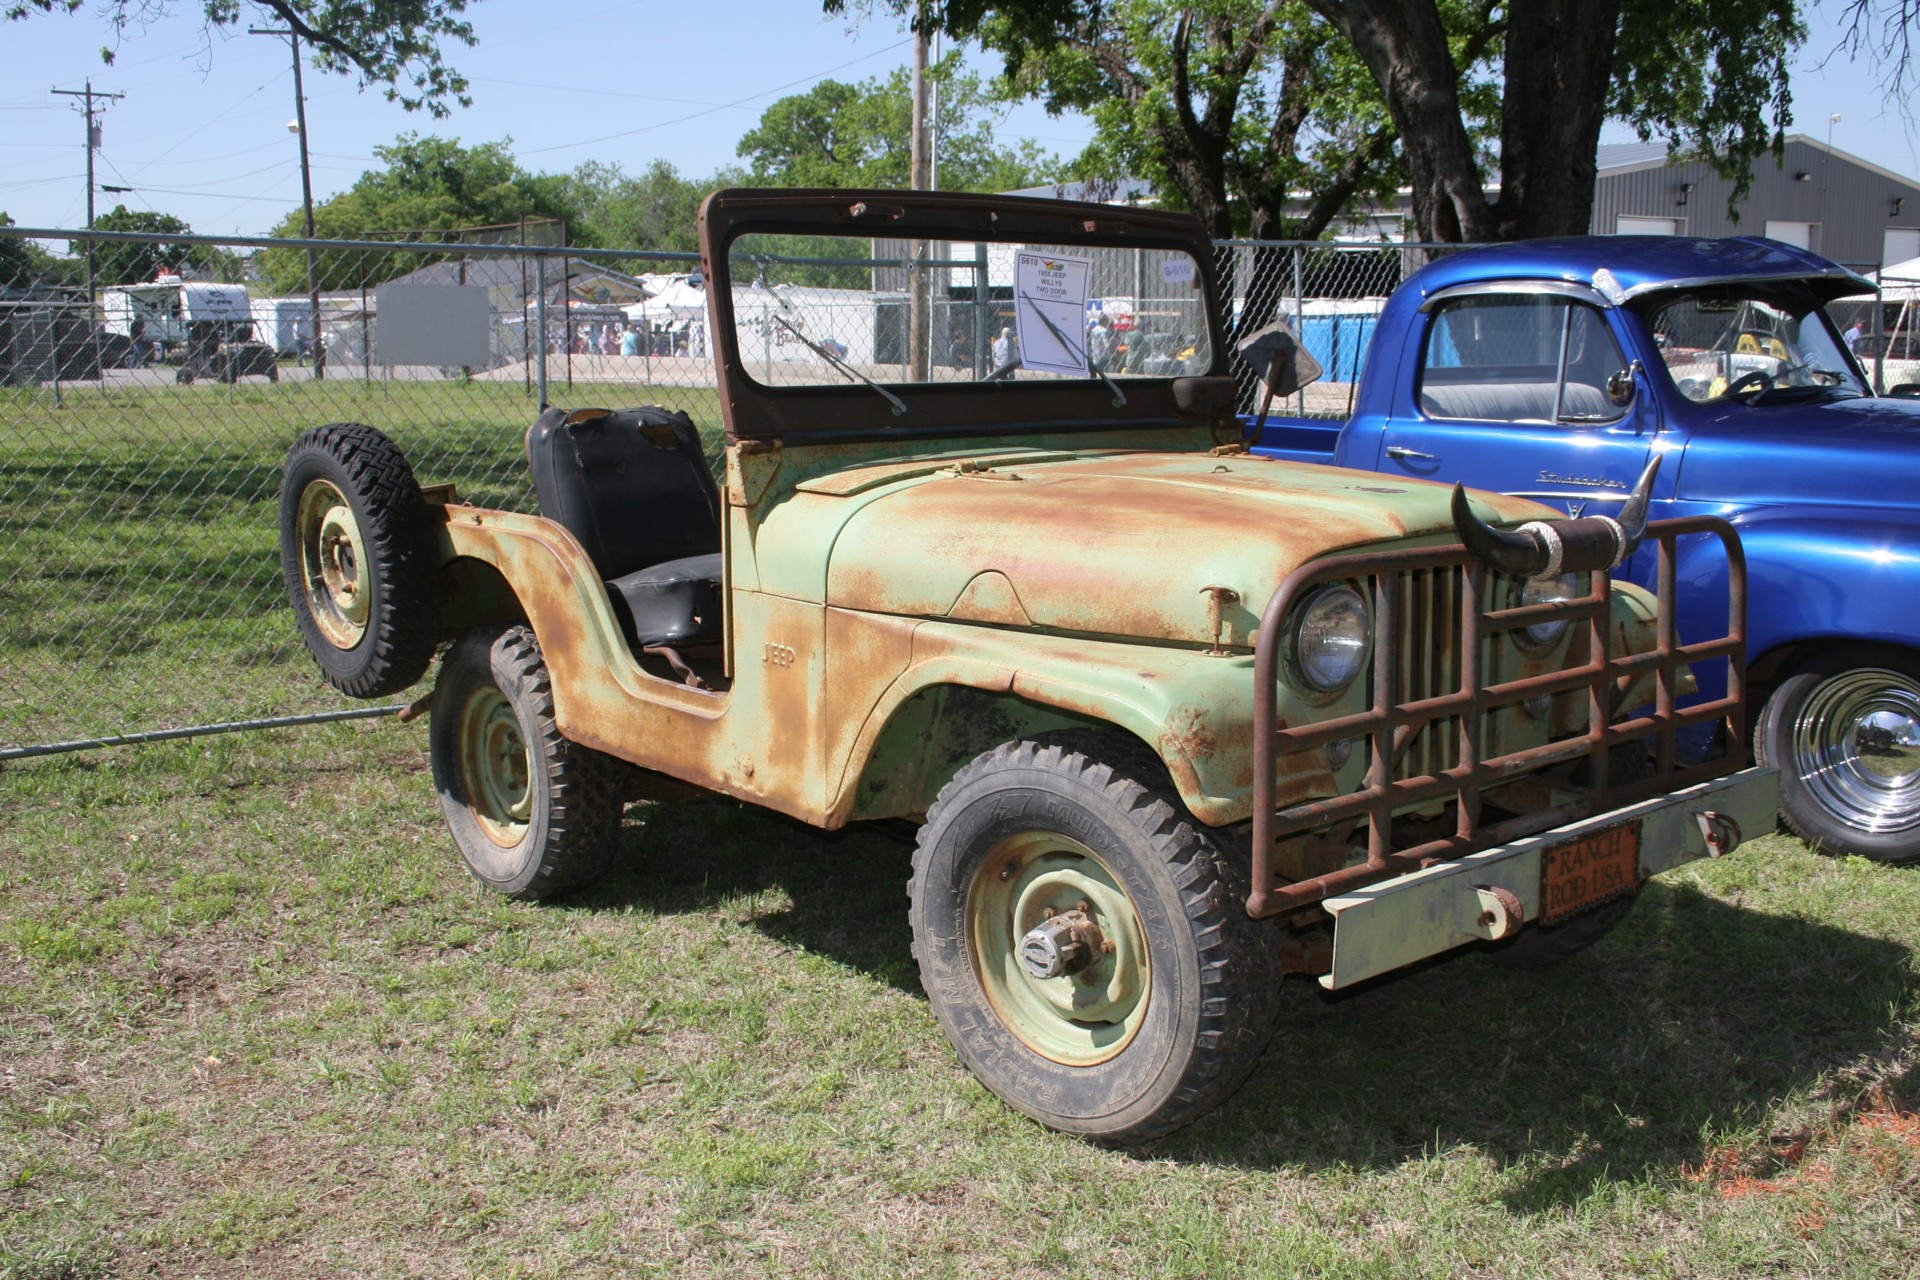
xmin=1089 ymin=314 xmax=1115 ymax=370
xmin=1845 ymin=318 xmax=1868 ymax=354
xmin=620 ymin=324 xmax=641 ymax=357
xmin=991 ymin=326 xmax=1013 ymax=368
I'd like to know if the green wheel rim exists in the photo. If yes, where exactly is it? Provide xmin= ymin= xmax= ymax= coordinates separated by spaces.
xmin=294 ymin=478 xmax=371 ymax=648
xmin=967 ymin=832 xmax=1150 ymax=1066
xmin=457 ymin=686 xmax=533 ymax=853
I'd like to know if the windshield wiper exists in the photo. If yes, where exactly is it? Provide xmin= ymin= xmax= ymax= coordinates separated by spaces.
xmin=1017 ymin=291 xmax=1127 ymax=408
xmin=768 ymin=312 xmax=907 ymax=418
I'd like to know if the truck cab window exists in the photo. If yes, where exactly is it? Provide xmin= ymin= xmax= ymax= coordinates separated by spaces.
xmin=1420 ymin=296 xmax=1628 ymax=425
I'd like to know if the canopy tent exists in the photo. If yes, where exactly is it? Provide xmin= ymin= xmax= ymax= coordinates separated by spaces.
xmin=1871 ymin=256 xmax=1920 ymax=301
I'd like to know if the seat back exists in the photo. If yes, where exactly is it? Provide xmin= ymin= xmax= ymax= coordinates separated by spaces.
xmin=525 ymin=405 xmax=721 ymax=580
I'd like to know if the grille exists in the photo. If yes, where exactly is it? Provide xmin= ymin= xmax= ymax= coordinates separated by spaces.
xmin=1391 ymin=566 xmax=1464 ymax=782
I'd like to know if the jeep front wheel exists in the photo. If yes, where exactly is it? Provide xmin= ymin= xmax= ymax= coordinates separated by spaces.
xmin=908 ymin=733 xmax=1281 ymax=1144
xmin=429 ymin=626 xmax=623 ymax=899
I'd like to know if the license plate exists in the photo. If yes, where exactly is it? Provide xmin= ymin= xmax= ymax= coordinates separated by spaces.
xmin=1539 ymin=821 xmax=1642 ymax=924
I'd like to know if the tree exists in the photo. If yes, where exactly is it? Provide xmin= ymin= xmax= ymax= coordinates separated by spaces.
xmin=546 ymin=160 xmax=718 ymax=255
xmin=69 ymin=207 xmax=196 ymax=286
xmin=255 ymin=134 xmax=581 ymax=294
xmin=736 ymin=58 xmax=1061 ymax=193
xmin=6 ymin=1 xmax=476 ymax=115
xmin=975 ymin=1 xmax=1452 ymax=241
xmin=1 ymin=213 xmax=71 ymax=288
xmin=846 ymin=0 xmax=1808 ymax=243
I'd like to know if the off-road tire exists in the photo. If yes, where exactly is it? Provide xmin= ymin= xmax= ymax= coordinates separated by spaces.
xmin=430 ymin=626 xmax=623 ymax=900
xmin=1755 ymin=644 xmax=1920 ymax=863
xmin=909 ymin=730 xmax=1282 ymax=1144
xmin=278 ymin=422 xmax=438 ymax=698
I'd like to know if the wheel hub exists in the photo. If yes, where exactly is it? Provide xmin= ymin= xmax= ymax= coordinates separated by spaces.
xmin=459 ymin=687 xmax=533 ymax=848
xmin=295 ymin=479 xmax=371 ymax=648
xmin=1018 ymin=908 xmax=1106 ymax=980
xmin=969 ymin=834 xmax=1149 ymax=1067
xmin=1793 ymin=668 xmax=1920 ymax=834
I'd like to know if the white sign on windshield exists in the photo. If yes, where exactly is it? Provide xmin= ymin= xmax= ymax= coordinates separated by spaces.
xmin=1013 ymin=250 xmax=1093 ymax=377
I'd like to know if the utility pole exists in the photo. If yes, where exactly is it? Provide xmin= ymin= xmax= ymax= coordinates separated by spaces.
xmin=51 ymin=79 xmax=124 ymax=311
xmin=906 ymin=11 xmax=933 ymax=381
xmin=251 ymin=27 xmax=325 ymax=379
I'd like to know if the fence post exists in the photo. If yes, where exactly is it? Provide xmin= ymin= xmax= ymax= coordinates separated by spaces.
xmin=534 ymin=254 xmax=550 ymax=410
xmin=1291 ymin=246 xmax=1306 ymax=415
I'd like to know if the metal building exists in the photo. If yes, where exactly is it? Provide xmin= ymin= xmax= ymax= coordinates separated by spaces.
xmin=1592 ymin=134 xmax=1920 ymax=270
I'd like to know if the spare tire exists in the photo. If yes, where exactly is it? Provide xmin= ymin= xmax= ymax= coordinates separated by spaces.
xmin=278 ymin=422 xmax=439 ymax=698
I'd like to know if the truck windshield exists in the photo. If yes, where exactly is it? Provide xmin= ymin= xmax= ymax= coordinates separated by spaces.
xmin=1641 ymin=292 xmax=1867 ymax=404
xmin=725 ymin=232 xmax=1212 ymax=390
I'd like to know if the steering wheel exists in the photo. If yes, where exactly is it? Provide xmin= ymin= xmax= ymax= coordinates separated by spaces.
xmin=1723 ymin=369 xmax=1775 ymax=397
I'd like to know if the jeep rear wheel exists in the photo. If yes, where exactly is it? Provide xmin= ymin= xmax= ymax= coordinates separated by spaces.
xmin=909 ymin=732 xmax=1281 ymax=1144
xmin=278 ymin=423 xmax=438 ymax=698
xmin=430 ymin=626 xmax=623 ymax=899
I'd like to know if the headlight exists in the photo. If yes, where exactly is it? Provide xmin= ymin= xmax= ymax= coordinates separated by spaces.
xmin=1517 ymin=573 xmax=1577 ymax=647
xmin=1290 ymin=584 xmax=1371 ymax=692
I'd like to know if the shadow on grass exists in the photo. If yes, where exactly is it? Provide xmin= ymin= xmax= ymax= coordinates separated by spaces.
xmin=571 ymin=795 xmax=1914 ymax=1198
xmin=579 ymin=794 xmax=920 ymax=992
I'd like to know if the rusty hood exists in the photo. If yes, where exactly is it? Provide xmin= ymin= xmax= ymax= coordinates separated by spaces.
xmin=820 ymin=451 xmax=1555 ymax=645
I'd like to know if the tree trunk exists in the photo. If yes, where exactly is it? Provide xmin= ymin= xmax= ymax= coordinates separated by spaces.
xmin=1312 ymin=0 xmax=1625 ymax=242
xmin=1495 ymin=0 xmax=1622 ymax=239
xmin=1310 ymin=0 xmax=1491 ymax=241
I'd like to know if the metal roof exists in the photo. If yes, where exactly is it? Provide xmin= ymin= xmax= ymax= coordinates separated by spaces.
xmin=1403 ymin=235 xmax=1875 ymax=302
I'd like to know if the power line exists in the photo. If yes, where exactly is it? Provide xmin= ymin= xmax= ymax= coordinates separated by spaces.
xmin=516 ymin=36 xmax=915 ymax=157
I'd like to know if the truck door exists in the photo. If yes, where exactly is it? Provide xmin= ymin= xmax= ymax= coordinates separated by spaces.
xmin=1375 ymin=290 xmax=1657 ymax=520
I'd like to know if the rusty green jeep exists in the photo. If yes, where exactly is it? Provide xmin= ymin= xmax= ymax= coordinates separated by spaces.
xmin=278 ymin=189 xmax=1777 ymax=1142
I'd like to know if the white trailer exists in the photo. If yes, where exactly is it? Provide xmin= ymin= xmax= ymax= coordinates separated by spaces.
xmin=101 ymin=278 xmax=253 ymax=349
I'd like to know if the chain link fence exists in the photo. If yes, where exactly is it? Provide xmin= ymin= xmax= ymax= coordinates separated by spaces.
xmin=0 ymin=224 xmax=1469 ymax=757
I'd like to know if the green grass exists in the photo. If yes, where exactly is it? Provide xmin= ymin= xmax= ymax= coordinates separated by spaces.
xmin=2 ymin=725 xmax=1917 ymax=1278
xmin=0 ymin=378 xmax=725 ymax=750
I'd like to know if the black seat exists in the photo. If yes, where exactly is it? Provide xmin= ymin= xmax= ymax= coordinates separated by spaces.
xmin=525 ymin=405 xmax=723 ymax=649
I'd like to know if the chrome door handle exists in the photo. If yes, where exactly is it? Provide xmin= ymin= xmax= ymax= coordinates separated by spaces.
xmin=1386 ymin=446 xmax=1436 ymax=460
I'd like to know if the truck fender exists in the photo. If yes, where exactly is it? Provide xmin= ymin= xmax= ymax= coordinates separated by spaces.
xmin=1717 ymin=505 xmax=1920 ymax=674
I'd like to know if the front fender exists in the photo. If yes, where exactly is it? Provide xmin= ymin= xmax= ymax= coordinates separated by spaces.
xmin=833 ymin=621 xmax=1342 ymax=828
xmin=1730 ymin=506 xmax=1920 ymax=657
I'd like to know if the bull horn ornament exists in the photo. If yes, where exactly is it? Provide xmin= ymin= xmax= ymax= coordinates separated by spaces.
xmin=1451 ymin=456 xmax=1662 ymax=577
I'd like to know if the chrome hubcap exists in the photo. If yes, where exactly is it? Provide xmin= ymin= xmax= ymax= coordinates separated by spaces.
xmin=1792 ymin=669 xmax=1920 ymax=835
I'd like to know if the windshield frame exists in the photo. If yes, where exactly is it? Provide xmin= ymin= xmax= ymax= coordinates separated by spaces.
xmin=1630 ymin=283 xmax=1871 ymax=408
xmin=700 ymin=188 xmax=1232 ymax=443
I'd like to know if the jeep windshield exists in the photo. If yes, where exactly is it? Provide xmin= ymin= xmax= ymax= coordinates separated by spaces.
xmin=700 ymin=189 xmax=1228 ymax=441
xmin=1641 ymin=288 xmax=1869 ymax=405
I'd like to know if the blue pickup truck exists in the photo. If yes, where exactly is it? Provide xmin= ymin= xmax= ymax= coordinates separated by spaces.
xmin=1251 ymin=235 xmax=1920 ymax=863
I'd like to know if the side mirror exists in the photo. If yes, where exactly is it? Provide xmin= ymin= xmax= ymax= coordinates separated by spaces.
xmin=1605 ymin=363 xmax=1638 ymax=406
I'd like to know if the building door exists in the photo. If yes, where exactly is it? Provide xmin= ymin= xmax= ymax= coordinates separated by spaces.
xmin=1615 ymin=216 xmax=1680 ymax=236
xmin=1764 ymin=220 xmax=1816 ymax=250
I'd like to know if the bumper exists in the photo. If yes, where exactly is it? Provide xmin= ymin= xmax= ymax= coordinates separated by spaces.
xmin=1316 ymin=765 xmax=1779 ymax=990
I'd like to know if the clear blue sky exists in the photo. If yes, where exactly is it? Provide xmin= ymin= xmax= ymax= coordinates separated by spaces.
xmin=0 ymin=2 xmax=1911 ymax=239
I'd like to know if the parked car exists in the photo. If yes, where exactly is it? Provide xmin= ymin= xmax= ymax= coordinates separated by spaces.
xmin=1247 ymin=235 xmax=1920 ymax=863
